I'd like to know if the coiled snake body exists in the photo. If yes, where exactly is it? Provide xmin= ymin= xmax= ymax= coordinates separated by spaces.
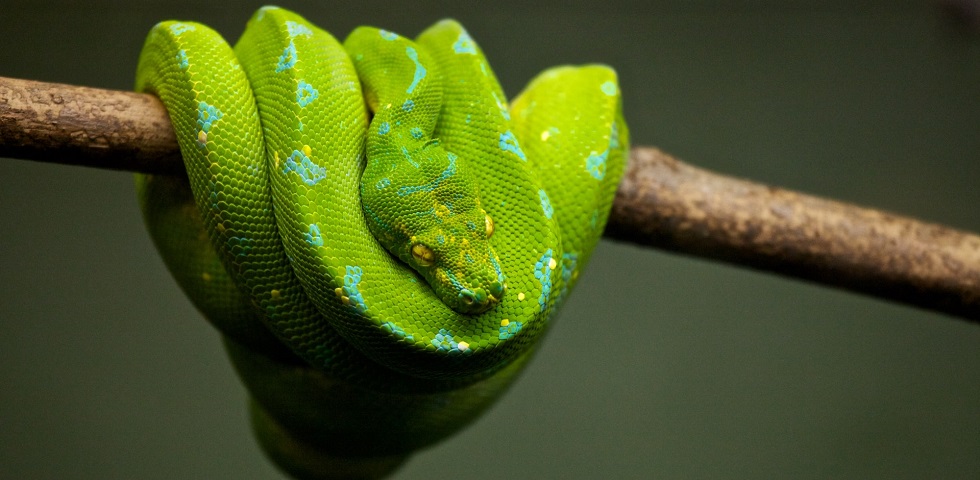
xmin=135 ymin=6 xmax=626 ymax=479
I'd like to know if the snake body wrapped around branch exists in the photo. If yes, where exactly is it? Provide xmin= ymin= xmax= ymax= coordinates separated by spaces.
xmin=135 ymin=6 xmax=626 ymax=479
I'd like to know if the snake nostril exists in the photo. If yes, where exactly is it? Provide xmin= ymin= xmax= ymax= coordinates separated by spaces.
xmin=473 ymin=288 xmax=488 ymax=305
xmin=488 ymin=281 xmax=504 ymax=299
xmin=460 ymin=289 xmax=475 ymax=305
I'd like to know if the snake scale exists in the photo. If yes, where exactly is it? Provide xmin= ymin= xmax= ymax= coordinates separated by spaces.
xmin=135 ymin=6 xmax=627 ymax=479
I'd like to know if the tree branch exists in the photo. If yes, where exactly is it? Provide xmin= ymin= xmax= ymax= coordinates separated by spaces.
xmin=1 ymin=75 xmax=978 ymax=322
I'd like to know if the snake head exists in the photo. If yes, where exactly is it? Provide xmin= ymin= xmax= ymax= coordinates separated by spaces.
xmin=405 ymin=206 xmax=506 ymax=315
xmin=361 ymin=152 xmax=506 ymax=314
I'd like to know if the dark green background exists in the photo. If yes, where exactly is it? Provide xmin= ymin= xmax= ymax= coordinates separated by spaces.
xmin=1 ymin=1 xmax=977 ymax=478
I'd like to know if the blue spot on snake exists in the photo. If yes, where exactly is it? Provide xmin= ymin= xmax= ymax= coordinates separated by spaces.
xmin=285 ymin=20 xmax=312 ymax=37
xmin=402 ymin=99 xmax=415 ymax=112
xmin=176 ymin=50 xmax=188 ymax=69
xmin=560 ymin=252 xmax=578 ymax=299
xmin=401 ymin=146 xmax=419 ymax=168
xmin=443 ymin=269 xmax=466 ymax=292
xmin=590 ymin=210 xmax=598 ymax=229
xmin=490 ymin=92 xmax=510 ymax=120
xmin=410 ymin=127 xmax=424 ymax=139
xmin=228 ymin=236 xmax=252 ymax=258
xmin=381 ymin=322 xmax=413 ymax=341
xmin=380 ymin=29 xmax=398 ymax=41
xmin=245 ymin=161 xmax=260 ymax=176
xmin=499 ymin=320 xmax=523 ymax=340
xmin=276 ymin=41 xmax=297 ymax=72
xmin=490 ymin=255 xmax=505 ymax=284
xmin=431 ymin=328 xmax=462 ymax=352
xmin=534 ymin=249 xmax=554 ymax=312
xmin=609 ymin=121 xmax=620 ymax=149
xmin=436 ymin=234 xmax=445 ymax=245
xmin=169 ymin=23 xmax=195 ymax=36
xmin=453 ymin=31 xmax=477 ymax=54
xmin=397 ymin=154 xmax=457 ymax=196
xmin=283 ymin=149 xmax=326 ymax=186
xmin=539 ymin=189 xmax=554 ymax=219
xmin=296 ymin=80 xmax=318 ymax=107
xmin=405 ymin=47 xmax=426 ymax=94
xmin=586 ymin=149 xmax=608 ymax=180
xmin=196 ymin=102 xmax=222 ymax=133
xmin=304 ymin=223 xmax=324 ymax=247
xmin=378 ymin=122 xmax=390 ymax=135
xmin=343 ymin=266 xmax=367 ymax=313
xmin=601 ymin=80 xmax=617 ymax=96
xmin=376 ymin=178 xmax=390 ymax=189
xmin=498 ymin=131 xmax=526 ymax=161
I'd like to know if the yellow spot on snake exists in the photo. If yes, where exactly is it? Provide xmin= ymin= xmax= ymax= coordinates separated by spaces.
xmin=548 ymin=257 xmax=557 ymax=270
xmin=302 ymin=144 xmax=312 ymax=157
xmin=334 ymin=287 xmax=343 ymax=297
xmin=457 ymin=341 xmax=469 ymax=351
xmin=342 ymin=296 xmax=350 ymax=305
xmin=517 ymin=292 xmax=525 ymax=301
xmin=540 ymin=130 xmax=550 ymax=141
xmin=271 ymin=289 xmax=281 ymax=299
xmin=435 ymin=204 xmax=450 ymax=218
xmin=500 ymin=319 xmax=510 ymax=327
xmin=274 ymin=151 xmax=280 ymax=168
xmin=201 ymin=272 xmax=212 ymax=282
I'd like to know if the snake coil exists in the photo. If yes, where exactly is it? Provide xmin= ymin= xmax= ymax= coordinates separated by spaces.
xmin=135 ymin=6 xmax=626 ymax=479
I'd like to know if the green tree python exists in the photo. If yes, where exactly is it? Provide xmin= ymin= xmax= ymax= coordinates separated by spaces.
xmin=135 ymin=6 xmax=627 ymax=479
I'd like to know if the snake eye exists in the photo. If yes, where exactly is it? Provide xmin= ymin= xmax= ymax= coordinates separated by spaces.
xmin=411 ymin=243 xmax=435 ymax=267
xmin=485 ymin=214 xmax=494 ymax=238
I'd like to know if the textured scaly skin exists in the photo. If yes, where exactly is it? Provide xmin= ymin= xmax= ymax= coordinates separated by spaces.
xmin=135 ymin=6 xmax=627 ymax=479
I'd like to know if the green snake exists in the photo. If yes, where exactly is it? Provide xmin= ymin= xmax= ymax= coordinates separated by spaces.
xmin=135 ymin=6 xmax=626 ymax=479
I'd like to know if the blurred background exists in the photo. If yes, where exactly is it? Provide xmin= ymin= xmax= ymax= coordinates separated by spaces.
xmin=1 ymin=0 xmax=978 ymax=478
